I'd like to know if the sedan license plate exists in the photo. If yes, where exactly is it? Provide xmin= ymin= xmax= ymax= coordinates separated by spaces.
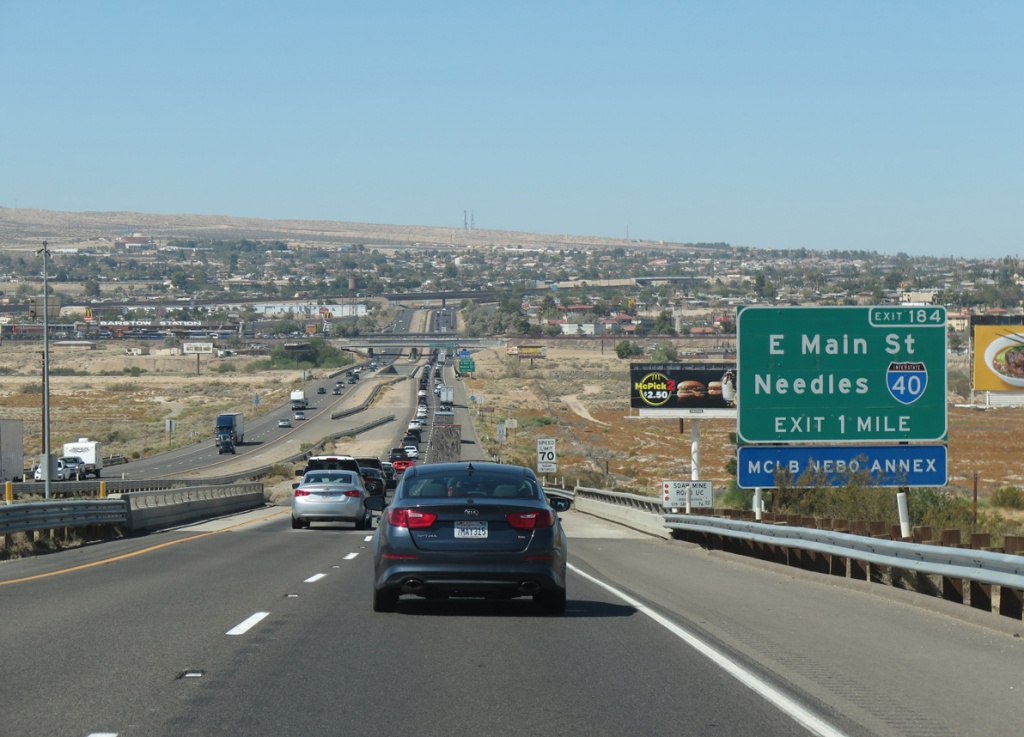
xmin=454 ymin=521 xmax=488 ymax=539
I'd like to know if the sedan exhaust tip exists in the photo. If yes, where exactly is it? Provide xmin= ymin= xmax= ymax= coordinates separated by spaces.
xmin=518 ymin=581 xmax=540 ymax=595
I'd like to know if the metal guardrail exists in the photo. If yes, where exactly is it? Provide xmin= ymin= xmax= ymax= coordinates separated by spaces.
xmin=542 ymin=486 xmax=575 ymax=503
xmin=0 ymin=500 xmax=129 ymax=535
xmin=1 ymin=483 xmax=266 ymax=540
xmin=663 ymin=514 xmax=1024 ymax=591
xmin=543 ymin=484 xmax=1024 ymax=620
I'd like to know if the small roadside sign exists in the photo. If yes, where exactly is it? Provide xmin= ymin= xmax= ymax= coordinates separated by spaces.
xmin=536 ymin=438 xmax=557 ymax=473
xmin=662 ymin=480 xmax=713 ymax=508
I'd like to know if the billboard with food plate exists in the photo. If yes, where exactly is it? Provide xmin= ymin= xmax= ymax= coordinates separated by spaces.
xmin=973 ymin=324 xmax=1024 ymax=391
xmin=630 ymin=363 xmax=737 ymax=416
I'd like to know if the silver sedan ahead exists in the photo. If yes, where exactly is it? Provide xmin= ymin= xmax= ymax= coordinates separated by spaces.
xmin=291 ymin=470 xmax=372 ymax=530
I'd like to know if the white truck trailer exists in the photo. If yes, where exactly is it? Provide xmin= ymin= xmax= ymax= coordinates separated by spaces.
xmin=62 ymin=437 xmax=103 ymax=478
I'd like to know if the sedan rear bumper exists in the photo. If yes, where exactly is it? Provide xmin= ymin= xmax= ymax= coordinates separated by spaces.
xmin=377 ymin=560 xmax=566 ymax=599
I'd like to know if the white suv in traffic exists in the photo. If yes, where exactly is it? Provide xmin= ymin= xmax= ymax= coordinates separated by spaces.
xmin=34 ymin=459 xmax=67 ymax=482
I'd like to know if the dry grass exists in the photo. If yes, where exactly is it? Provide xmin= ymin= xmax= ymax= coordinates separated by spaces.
xmin=4 ymin=338 xmax=1023 ymax=513
xmin=0 ymin=342 xmax=306 ymax=467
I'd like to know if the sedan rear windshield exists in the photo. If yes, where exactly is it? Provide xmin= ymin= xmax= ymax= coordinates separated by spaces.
xmin=303 ymin=471 xmax=356 ymax=485
xmin=403 ymin=473 xmax=540 ymax=500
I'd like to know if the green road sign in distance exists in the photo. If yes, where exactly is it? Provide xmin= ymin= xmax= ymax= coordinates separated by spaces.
xmin=459 ymin=358 xmax=476 ymax=373
xmin=737 ymin=306 xmax=947 ymax=443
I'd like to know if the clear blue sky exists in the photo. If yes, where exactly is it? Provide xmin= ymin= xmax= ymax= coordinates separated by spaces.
xmin=2 ymin=1 xmax=1021 ymax=259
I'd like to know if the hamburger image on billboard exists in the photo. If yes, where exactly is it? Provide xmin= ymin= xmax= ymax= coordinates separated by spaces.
xmin=630 ymin=363 xmax=737 ymax=410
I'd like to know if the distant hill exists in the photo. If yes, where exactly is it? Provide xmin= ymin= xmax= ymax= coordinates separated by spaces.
xmin=0 ymin=207 xmax=701 ymax=253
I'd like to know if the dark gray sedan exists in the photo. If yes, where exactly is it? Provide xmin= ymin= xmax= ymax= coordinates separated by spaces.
xmin=363 ymin=462 xmax=569 ymax=614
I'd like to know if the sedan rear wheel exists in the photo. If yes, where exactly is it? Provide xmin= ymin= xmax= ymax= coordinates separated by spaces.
xmin=373 ymin=588 xmax=398 ymax=613
xmin=291 ymin=516 xmax=303 ymax=530
xmin=535 ymin=588 xmax=567 ymax=615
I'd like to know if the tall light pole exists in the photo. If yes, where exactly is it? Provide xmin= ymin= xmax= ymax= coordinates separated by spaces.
xmin=38 ymin=241 xmax=52 ymax=500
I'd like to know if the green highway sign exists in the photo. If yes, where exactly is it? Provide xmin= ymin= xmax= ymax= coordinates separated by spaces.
xmin=737 ymin=306 xmax=947 ymax=443
xmin=459 ymin=358 xmax=476 ymax=373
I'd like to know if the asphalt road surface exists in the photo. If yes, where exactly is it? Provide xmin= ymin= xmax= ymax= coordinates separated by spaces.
xmin=2 ymin=505 xmax=1020 ymax=737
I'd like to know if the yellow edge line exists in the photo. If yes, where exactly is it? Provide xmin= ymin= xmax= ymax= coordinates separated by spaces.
xmin=0 ymin=509 xmax=289 ymax=587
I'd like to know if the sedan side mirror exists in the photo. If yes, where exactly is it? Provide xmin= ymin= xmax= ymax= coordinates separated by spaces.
xmin=364 ymin=496 xmax=388 ymax=512
xmin=549 ymin=498 xmax=572 ymax=513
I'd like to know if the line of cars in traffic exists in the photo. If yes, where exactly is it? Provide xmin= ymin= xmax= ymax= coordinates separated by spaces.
xmin=288 ymin=355 xmax=571 ymax=614
xmin=290 ymin=454 xmax=398 ymax=529
xmin=290 ymin=452 xmax=570 ymax=614
xmin=388 ymin=364 xmax=436 ymax=463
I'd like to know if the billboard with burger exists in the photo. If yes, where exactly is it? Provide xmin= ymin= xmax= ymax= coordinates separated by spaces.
xmin=630 ymin=363 xmax=737 ymax=411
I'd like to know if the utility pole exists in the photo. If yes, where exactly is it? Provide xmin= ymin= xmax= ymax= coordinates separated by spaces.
xmin=38 ymin=241 xmax=52 ymax=500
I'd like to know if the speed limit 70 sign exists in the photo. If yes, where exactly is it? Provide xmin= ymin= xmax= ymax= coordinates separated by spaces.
xmin=536 ymin=438 xmax=557 ymax=473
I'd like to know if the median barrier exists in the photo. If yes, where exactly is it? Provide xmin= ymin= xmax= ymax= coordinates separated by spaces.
xmin=118 ymin=483 xmax=266 ymax=533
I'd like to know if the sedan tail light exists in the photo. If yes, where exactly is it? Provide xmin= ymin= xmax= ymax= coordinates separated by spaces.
xmin=294 ymin=489 xmax=310 ymax=497
xmin=505 ymin=510 xmax=555 ymax=530
xmin=387 ymin=508 xmax=438 ymax=529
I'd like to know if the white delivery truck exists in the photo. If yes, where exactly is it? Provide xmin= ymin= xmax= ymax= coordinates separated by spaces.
xmin=290 ymin=389 xmax=308 ymax=410
xmin=1 ymin=419 xmax=26 ymax=482
xmin=62 ymin=437 xmax=103 ymax=478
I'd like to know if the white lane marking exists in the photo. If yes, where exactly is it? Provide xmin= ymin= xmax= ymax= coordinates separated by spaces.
xmin=304 ymin=573 xmax=327 ymax=583
xmin=568 ymin=563 xmax=850 ymax=737
xmin=363 ymin=535 xmax=373 ymax=542
xmin=226 ymin=611 xmax=270 ymax=636
xmin=343 ymin=552 xmax=359 ymax=560
xmin=87 ymin=733 xmax=118 ymax=736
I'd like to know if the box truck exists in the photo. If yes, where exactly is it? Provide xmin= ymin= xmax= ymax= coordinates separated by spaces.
xmin=1 ymin=419 xmax=26 ymax=482
xmin=290 ymin=390 xmax=308 ymax=410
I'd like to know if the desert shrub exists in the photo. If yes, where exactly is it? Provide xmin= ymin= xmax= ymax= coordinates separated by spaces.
xmin=719 ymin=479 xmax=753 ymax=509
xmin=109 ymin=382 xmax=139 ymax=392
xmin=19 ymin=383 xmax=42 ymax=394
xmin=123 ymin=366 xmax=147 ymax=376
xmin=772 ymin=468 xmax=907 ymax=521
xmin=245 ymin=359 xmax=274 ymax=372
xmin=615 ymin=341 xmax=644 ymax=359
xmin=215 ymin=362 xmax=237 ymax=373
xmin=520 ymin=417 xmax=556 ymax=428
xmin=948 ymin=368 xmax=970 ymax=397
xmin=990 ymin=486 xmax=1024 ymax=510
xmin=264 ymin=463 xmax=294 ymax=480
xmin=0 ymin=366 xmax=18 ymax=375
xmin=50 ymin=367 xmax=86 ymax=376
